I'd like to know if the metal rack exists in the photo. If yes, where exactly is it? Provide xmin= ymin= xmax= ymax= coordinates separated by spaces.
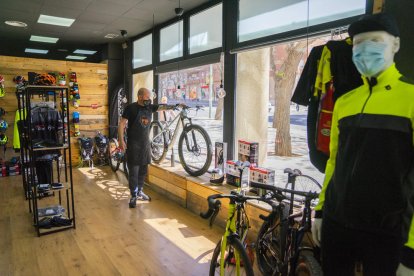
xmin=16 ymin=85 xmax=76 ymax=236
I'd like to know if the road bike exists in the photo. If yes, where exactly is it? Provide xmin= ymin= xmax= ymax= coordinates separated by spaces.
xmin=200 ymin=162 xmax=271 ymax=276
xmin=252 ymin=169 xmax=322 ymax=276
xmin=149 ymin=105 xmax=212 ymax=176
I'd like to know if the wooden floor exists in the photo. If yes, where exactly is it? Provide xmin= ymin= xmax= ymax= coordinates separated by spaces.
xmin=0 ymin=166 xmax=224 ymax=276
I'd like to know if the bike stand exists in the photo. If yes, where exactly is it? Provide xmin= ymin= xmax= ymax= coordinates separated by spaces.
xmin=170 ymin=148 xmax=175 ymax=167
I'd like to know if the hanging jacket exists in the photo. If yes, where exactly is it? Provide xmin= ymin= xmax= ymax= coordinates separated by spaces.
xmin=315 ymin=64 xmax=414 ymax=265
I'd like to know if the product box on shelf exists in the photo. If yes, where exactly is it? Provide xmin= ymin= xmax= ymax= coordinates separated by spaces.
xmin=249 ymin=166 xmax=275 ymax=196
xmin=238 ymin=140 xmax=259 ymax=166
xmin=214 ymin=142 xmax=227 ymax=173
xmin=225 ymin=160 xmax=250 ymax=190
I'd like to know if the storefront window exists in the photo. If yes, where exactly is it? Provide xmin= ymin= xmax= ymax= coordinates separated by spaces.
xmin=238 ymin=0 xmax=365 ymax=42
xmin=189 ymin=3 xmax=223 ymax=54
xmin=236 ymin=34 xmax=337 ymax=184
xmin=133 ymin=34 xmax=152 ymax=68
xmin=157 ymin=62 xmax=224 ymax=166
xmin=132 ymin=70 xmax=153 ymax=102
xmin=160 ymin=21 xmax=183 ymax=62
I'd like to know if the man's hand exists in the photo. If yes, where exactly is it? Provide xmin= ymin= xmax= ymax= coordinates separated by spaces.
xmin=312 ymin=218 xmax=322 ymax=247
xmin=396 ymin=263 xmax=414 ymax=276
xmin=119 ymin=140 xmax=127 ymax=152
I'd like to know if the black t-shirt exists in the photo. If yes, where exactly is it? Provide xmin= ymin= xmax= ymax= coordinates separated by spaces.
xmin=122 ymin=103 xmax=159 ymax=165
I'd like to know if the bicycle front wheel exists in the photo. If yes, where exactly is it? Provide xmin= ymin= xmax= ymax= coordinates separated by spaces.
xmin=108 ymin=138 xmax=120 ymax=172
xmin=178 ymin=124 xmax=212 ymax=176
xmin=256 ymin=219 xmax=283 ymax=275
xmin=285 ymin=174 xmax=322 ymax=203
xmin=149 ymin=121 xmax=167 ymax=163
xmin=209 ymin=237 xmax=254 ymax=276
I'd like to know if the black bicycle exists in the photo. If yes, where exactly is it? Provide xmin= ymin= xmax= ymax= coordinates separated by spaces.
xmin=251 ymin=169 xmax=322 ymax=276
xmin=108 ymin=127 xmax=128 ymax=178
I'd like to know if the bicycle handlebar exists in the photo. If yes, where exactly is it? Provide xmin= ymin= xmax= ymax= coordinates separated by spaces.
xmin=249 ymin=182 xmax=319 ymax=200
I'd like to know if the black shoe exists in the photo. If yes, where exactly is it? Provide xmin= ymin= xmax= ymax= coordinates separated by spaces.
xmin=129 ymin=197 xmax=137 ymax=208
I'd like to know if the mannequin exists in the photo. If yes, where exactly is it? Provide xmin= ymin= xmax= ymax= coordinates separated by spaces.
xmin=311 ymin=13 xmax=414 ymax=275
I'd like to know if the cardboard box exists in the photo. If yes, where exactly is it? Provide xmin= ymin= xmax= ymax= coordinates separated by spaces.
xmin=214 ymin=142 xmax=227 ymax=172
xmin=250 ymin=167 xmax=276 ymax=196
xmin=238 ymin=140 xmax=259 ymax=166
xmin=225 ymin=160 xmax=249 ymax=190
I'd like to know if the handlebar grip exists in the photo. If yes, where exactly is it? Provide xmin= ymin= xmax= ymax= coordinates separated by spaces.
xmin=200 ymin=194 xmax=222 ymax=219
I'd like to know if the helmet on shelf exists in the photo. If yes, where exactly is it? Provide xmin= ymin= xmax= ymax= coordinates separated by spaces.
xmin=13 ymin=75 xmax=25 ymax=84
xmin=34 ymin=73 xmax=56 ymax=85
xmin=210 ymin=168 xmax=224 ymax=184
xmin=0 ymin=120 xmax=8 ymax=132
xmin=0 ymin=133 xmax=8 ymax=145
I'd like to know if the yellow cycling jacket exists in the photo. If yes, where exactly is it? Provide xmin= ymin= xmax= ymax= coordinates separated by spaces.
xmin=315 ymin=64 xmax=414 ymax=259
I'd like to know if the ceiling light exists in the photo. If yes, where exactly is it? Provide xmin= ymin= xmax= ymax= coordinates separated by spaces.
xmin=104 ymin=33 xmax=119 ymax=39
xmin=30 ymin=35 xmax=59 ymax=43
xmin=66 ymin=55 xmax=87 ymax=60
xmin=25 ymin=48 xmax=48 ymax=54
xmin=73 ymin=49 xmax=97 ymax=55
xmin=5 ymin=21 xmax=27 ymax=27
xmin=38 ymin=14 xmax=75 ymax=27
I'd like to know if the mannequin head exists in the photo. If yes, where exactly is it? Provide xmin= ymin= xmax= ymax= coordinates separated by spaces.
xmin=137 ymin=88 xmax=151 ymax=106
xmin=348 ymin=13 xmax=400 ymax=78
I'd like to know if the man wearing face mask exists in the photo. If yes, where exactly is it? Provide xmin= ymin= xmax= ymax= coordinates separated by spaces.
xmin=119 ymin=87 xmax=179 ymax=208
xmin=311 ymin=13 xmax=414 ymax=275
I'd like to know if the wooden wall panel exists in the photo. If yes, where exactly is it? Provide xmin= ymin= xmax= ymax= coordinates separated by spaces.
xmin=0 ymin=55 xmax=108 ymax=163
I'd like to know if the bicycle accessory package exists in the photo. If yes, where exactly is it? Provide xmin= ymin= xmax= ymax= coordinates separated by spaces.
xmin=0 ymin=119 xmax=8 ymax=132
xmin=58 ymin=72 xmax=66 ymax=86
xmin=72 ymin=111 xmax=80 ymax=137
xmin=0 ymin=75 xmax=5 ymax=97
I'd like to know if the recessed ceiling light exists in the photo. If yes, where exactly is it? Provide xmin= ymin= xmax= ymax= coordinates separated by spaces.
xmin=73 ymin=49 xmax=97 ymax=55
xmin=66 ymin=55 xmax=87 ymax=60
xmin=30 ymin=35 xmax=59 ymax=43
xmin=5 ymin=21 xmax=27 ymax=27
xmin=25 ymin=48 xmax=48 ymax=54
xmin=104 ymin=33 xmax=119 ymax=39
xmin=38 ymin=14 xmax=75 ymax=27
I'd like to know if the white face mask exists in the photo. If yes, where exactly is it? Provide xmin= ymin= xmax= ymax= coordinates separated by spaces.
xmin=352 ymin=31 xmax=400 ymax=78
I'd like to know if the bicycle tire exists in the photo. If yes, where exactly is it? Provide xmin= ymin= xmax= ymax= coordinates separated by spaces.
xmin=108 ymin=138 xmax=120 ymax=172
xmin=285 ymin=174 xmax=322 ymax=203
xmin=209 ymin=237 xmax=254 ymax=276
xmin=256 ymin=218 xmax=283 ymax=275
xmin=178 ymin=124 xmax=212 ymax=176
xmin=149 ymin=121 xmax=167 ymax=163
xmin=295 ymin=250 xmax=322 ymax=276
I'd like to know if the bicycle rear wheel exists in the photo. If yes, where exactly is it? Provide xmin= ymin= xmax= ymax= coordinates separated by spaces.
xmin=256 ymin=219 xmax=283 ymax=275
xmin=295 ymin=250 xmax=322 ymax=276
xmin=108 ymin=138 xmax=120 ymax=172
xmin=209 ymin=237 xmax=254 ymax=276
xmin=285 ymin=174 xmax=322 ymax=203
xmin=149 ymin=121 xmax=167 ymax=163
xmin=178 ymin=124 xmax=212 ymax=176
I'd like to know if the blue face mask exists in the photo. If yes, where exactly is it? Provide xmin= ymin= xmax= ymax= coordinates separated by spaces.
xmin=352 ymin=40 xmax=387 ymax=77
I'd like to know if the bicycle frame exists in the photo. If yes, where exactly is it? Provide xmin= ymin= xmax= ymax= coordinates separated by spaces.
xmin=155 ymin=108 xmax=197 ymax=153
xmin=219 ymin=198 xmax=250 ymax=276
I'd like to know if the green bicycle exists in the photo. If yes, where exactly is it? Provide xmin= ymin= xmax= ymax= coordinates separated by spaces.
xmin=200 ymin=162 xmax=281 ymax=276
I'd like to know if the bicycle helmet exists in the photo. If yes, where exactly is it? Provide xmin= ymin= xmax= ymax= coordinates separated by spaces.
xmin=0 ymin=107 xmax=5 ymax=117
xmin=0 ymin=120 xmax=8 ymax=132
xmin=78 ymin=137 xmax=94 ymax=161
xmin=210 ymin=168 xmax=224 ymax=184
xmin=34 ymin=73 xmax=56 ymax=85
xmin=13 ymin=75 xmax=25 ymax=84
xmin=0 ymin=133 xmax=8 ymax=145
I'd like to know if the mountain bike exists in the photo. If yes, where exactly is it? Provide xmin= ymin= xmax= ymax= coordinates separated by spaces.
xmin=149 ymin=104 xmax=212 ymax=176
xmin=200 ymin=162 xmax=272 ymax=276
xmin=251 ymin=169 xmax=322 ymax=276
xmin=108 ymin=127 xmax=128 ymax=177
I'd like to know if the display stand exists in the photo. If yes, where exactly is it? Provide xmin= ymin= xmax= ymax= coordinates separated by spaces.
xmin=17 ymin=85 xmax=75 ymax=236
